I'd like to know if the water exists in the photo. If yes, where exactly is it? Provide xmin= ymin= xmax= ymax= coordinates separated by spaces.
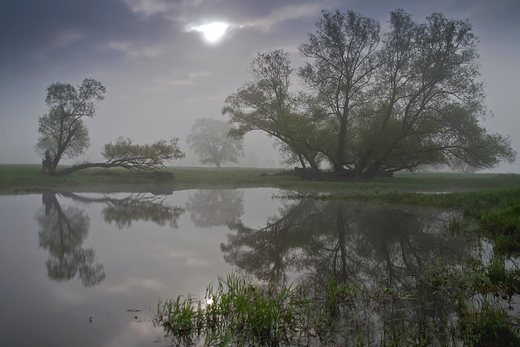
xmin=0 ymin=188 xmax=468 ymax=346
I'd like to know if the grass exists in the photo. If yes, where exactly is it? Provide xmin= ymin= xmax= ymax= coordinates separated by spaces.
xmin=156 ymin=242 xmax=520 ymax=346
xmin=156 ymin=265 xmax=520 ymax=346
xmin=458 ymin=295 xmax=520 ymax=346
xmin=155 ymin=274 xmax=389 ymax=347
xmin=1 ymin=164 xmax=520 ymax=195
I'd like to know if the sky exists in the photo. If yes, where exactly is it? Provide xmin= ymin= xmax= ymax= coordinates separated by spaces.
xmin=1 ymin=0 xmax=519 ymax=172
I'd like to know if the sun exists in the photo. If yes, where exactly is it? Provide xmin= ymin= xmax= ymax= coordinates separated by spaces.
xmin=192 ymin=22 xmax=230 ymax=44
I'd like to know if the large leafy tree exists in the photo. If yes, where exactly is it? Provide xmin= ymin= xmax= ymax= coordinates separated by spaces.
xmin=35 ymin=78 xmax=106 ymax=170
xmin=344 ymin=10 xmax=515 ymax=177
xmin=186 ymin=118 xmax=244 ymax=168
xmin=299 ymin=9 xmax=380 ymax=173
xmin=224 ymin=10 xmax=516 ymax=179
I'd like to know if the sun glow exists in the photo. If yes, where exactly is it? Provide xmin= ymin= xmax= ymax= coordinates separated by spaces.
xmin=192 ymin=22 xmax=230 ymax=44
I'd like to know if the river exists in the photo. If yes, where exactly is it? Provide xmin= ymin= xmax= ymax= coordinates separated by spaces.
xmin=0 ymin=188 xmax=469 ymax=346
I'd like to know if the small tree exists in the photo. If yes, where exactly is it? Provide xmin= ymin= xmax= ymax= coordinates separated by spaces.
xmin=54 ymin=137 xmax=185 ymax=176
xmin=186 ymin=118 xmax=244 ymax=168
xmin=35 ymin=78 xmax=106 ymax=170
xmin=101 ymin=137 xmax=185 ymax=170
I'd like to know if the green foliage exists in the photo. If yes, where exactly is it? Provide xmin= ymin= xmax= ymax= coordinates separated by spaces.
xmin=156 ymin=274 xmax=366 ymax=346
xmin=224 ymin=9 xmax=516 ymax=178
xmin=223 ymin=50 xmax=322 ymax=172
xmin=101 ymin=137 xmax=185 ymax=170
xmin=35 ymin=107 xmax=90 ymax=160
xmin=35 ymin=78 xmax=106 ymax=169
xmin=458 ymin=296 xmax=520 ymax=347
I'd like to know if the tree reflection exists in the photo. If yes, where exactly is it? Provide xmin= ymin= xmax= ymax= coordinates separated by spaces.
xmin=221 ymin=197 xmax=469 ymax=344
xmin=58 ymin=191 xmax=185 ymax=229
xmin=36 ymin=192 xmax=185 ymax=287
xmin=185 ymin=189 xmax=244 ymax=227
xmin=37 ymin=193 xmax=105 ymax=287
xmin=222 ymin=197 xmax=467 ymax=291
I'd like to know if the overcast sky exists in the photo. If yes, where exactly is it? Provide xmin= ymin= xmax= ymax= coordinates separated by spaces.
xmin=1 ymin=0 xmax=519 ymax=172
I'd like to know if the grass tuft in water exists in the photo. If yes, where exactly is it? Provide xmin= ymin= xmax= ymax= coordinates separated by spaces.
xmin=155 ymin=274 xmax=369 ymax=346
xmin=458 ymin=295 xmax=520 ymax=347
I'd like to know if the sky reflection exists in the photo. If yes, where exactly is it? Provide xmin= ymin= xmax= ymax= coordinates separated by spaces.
xmin=0 ymin=188 xmax=468 ymax=346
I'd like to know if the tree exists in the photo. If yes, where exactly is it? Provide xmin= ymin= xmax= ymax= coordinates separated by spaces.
xmin=186 ymin=118 xmax=244 ymax=168
xmin=35 ymin=78 xmax=107 ymax=171
xmin=55 ymin=136 xmax=185 ymax=176
xmin=224 ymin=10 xmax=516 ymax=179
xmin=299 ymin=9 xmax=380 ymax=173
xmin=222 ymin=50 xmax=322 ymax=172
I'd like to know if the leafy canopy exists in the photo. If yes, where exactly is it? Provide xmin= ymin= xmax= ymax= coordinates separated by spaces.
xmin=35 ymin=78 xmax=107 ymax=169
xmin=223 ymin=9 xmax=516 ymax=178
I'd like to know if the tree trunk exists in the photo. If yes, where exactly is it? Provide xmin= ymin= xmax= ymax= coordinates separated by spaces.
xmin=53 ymin=163 xmax=117 ymax=176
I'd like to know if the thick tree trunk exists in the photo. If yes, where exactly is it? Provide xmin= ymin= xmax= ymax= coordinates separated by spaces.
xmin=53 ymin=162 xmax=118 ymax=176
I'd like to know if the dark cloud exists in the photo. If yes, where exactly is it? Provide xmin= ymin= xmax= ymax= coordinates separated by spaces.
xmin=1 ymin=0 xmax=519 ymax=172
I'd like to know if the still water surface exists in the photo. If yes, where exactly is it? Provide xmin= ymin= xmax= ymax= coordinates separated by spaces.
xmin=0 ymin=188 xmax=468 ymax=346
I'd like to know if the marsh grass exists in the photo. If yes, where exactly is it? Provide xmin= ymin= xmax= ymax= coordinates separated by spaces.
xmin=156 ymin=248 xmax=520 ymax=346
xmin=156 ymin=273 xmax=481 ymax=347
xmin=154 ymin=185 xmax=520 ymax=346
xmin=156 ymin=274 xmax=371 ymax=346
xmin=418 ymin=237 xmax=520 ymax=346
xmin=458 ymin=295 xmax=520 ymax=346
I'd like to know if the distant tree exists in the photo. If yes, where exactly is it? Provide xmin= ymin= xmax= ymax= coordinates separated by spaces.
xmin=186 ymin=118 xmax=244 ymax=168
xmin=35 ymin=78 xmax=106 ymax=171
xmin=449 ymin=158 xmax=478 ymax=173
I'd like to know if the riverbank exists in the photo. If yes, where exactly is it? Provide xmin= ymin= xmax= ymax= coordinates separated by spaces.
xmin=1 ymin=164 xmax=519 ymax=195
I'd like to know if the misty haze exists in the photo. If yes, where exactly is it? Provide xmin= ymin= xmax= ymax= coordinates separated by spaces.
xmin=1 ymin=1 xmax=520 ymax=346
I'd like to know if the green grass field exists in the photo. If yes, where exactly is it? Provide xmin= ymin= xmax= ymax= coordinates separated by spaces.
xmin=1 ymin=164 xmax=519 ymax=194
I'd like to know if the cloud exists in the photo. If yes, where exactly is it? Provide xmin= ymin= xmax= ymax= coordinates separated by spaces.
xmin=52 ymin=29 xmax=87 ymax=47
xmin=104 ymin=41 xmax=164 ymax=58
xmin=106 ymin=321 xmax=162 ymax=347
xmin=237 ymin=3 xmax=322 ymax=31
xmin=152 ymin=70 xmax=211 ymax=86
xmin=121 ymin=0 xmax=173 ymax=16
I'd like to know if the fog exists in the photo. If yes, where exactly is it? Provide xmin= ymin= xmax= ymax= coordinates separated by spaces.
xmin=1 ymin=0 xmax=519 ymax=172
